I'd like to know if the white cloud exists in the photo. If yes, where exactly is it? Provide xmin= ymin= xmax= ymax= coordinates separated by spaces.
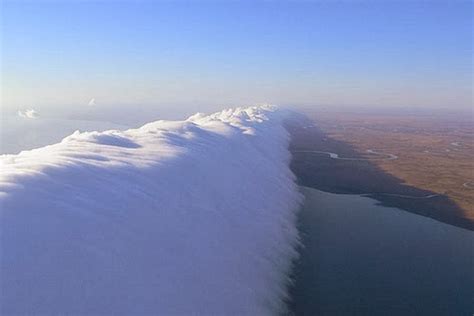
xmin=88 ymin=98 xmax=96 ymax=106
xmin=0 ymin=105 xmax=301 ymax=315
xmin=17 ymin=109 xmax=39 ymax=119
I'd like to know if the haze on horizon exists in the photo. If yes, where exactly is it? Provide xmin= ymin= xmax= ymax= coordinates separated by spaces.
xmin=1 ymin=0 xmax=472 ymax=112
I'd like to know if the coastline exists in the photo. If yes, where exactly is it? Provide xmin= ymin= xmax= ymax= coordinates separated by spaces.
xmin=287 ymin=186 xmax=474 ymax=315
xmin=285 ymin=114 xmax=473 ymax=231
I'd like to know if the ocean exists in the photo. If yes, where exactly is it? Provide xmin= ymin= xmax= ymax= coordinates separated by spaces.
xmin=289 ymin=186 xmax=474 ymax=315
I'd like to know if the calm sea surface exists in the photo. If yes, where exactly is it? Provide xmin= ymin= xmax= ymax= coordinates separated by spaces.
xmin=289 ymin=187 xmax=473 ymax=315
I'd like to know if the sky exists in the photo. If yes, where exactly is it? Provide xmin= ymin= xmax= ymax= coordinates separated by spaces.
xmin=1 ymin=0 xmax=472 ymax=112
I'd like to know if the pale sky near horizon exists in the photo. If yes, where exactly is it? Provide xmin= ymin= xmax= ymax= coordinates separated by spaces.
xmin=1 ymin=0 xmax=472 ymax=111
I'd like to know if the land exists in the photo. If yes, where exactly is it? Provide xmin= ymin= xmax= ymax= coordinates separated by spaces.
xmin=286 ymin=107 xmax=473 ymax=230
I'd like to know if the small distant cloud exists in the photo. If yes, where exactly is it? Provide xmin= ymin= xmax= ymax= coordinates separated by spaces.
xmin=88 ymin=98 xmax=96 ymax=106
xmin=18 ymin=109 xmax=39 ymax=119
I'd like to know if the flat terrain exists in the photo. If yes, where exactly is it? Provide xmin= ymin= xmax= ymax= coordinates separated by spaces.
xmin=312 ymin=108 xmax=473 ymax=222
xmin=286 ymin=108 xmax=473 ymax=230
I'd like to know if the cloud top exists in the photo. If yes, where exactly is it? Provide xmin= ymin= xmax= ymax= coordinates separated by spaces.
xmin=0 ymin=105 xmax=301 ymax=315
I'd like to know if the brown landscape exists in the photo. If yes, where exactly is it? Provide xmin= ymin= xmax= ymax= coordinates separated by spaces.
xmin=289 ymin=106 xmax=473 ymax=228
xmin=286 ymin=108 xmax=474 ymax=315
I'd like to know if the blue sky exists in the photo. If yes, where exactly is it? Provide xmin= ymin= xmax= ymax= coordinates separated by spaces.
xmin=2 ymin=0 xmax=472 ymax=110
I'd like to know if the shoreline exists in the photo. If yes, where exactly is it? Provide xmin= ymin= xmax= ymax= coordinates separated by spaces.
xmin=285 ymin=114 xmax=473 ymax=231
xmin=287 ymin=186 xmax=474 ymax=315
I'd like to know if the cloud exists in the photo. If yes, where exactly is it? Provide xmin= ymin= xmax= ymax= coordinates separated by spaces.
xmin=88 ymin=98 xmax=96 ymax=106
xmin=17 ymin=109 xmax=39 ymax=119
xmin=0 ymin=105 xmax=301 ymax=315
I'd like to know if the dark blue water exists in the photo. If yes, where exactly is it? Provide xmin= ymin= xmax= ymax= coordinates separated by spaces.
xmin=289 ymin=187 xmax=474 ymax=315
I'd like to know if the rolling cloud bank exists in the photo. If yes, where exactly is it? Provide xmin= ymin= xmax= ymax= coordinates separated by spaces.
xmin=0 ymin=106 xmax=302 ymax=314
